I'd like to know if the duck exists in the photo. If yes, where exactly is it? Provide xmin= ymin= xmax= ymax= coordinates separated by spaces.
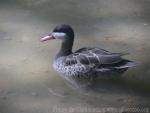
xmin=41 ymin=24 xmax=138 ymax=80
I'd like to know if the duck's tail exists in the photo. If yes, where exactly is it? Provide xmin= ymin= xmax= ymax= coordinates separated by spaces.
xmin=115 ymin=60 xmax=140 ymax=69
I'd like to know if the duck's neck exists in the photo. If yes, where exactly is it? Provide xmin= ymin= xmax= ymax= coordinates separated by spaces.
xmin=56 ymin=37 xmax=74 ymax=59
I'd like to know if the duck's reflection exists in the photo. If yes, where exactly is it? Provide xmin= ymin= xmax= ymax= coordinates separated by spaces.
xmin=64 ymin=75 xmax=146 ymax=97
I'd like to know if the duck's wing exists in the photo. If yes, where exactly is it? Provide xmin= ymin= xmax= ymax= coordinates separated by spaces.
xmin=65 ymin=47 xmax=128 ymax=66
xmin=74 ymin=47 xmax=111 ymax=55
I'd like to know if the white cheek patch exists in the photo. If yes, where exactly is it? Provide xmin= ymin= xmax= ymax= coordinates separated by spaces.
xmin=52 ymin=32 xmax=66 ymax=39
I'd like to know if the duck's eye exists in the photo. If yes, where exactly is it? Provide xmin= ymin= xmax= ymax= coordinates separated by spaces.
xmin=52 ymin=32 xmax=66 ymax=39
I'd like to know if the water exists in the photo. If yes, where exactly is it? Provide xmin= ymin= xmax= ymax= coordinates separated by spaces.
xmin=0 ymin=0 xmax=150 ymax=113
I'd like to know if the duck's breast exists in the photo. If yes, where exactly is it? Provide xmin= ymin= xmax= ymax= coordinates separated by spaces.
xmin=53 ymin=57 xmax=91 ymax=77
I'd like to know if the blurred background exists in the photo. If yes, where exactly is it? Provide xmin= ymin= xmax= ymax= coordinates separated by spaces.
xmin=0 ymin=0 xmax=150 ymax=113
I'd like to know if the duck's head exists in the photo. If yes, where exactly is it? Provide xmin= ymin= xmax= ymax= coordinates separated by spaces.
xmin=40 ymin=24 xmax=74 ymax=42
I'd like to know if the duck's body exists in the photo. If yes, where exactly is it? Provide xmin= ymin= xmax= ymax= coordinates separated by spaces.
xmin=41 ymin=24 xmax=138 ymax=80
xmin=53 ymin=47 xmax=135 ymax=79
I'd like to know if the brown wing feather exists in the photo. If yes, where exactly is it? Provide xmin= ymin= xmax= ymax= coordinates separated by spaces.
xmin=65 ymin=47 xmax=124 ymax=66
